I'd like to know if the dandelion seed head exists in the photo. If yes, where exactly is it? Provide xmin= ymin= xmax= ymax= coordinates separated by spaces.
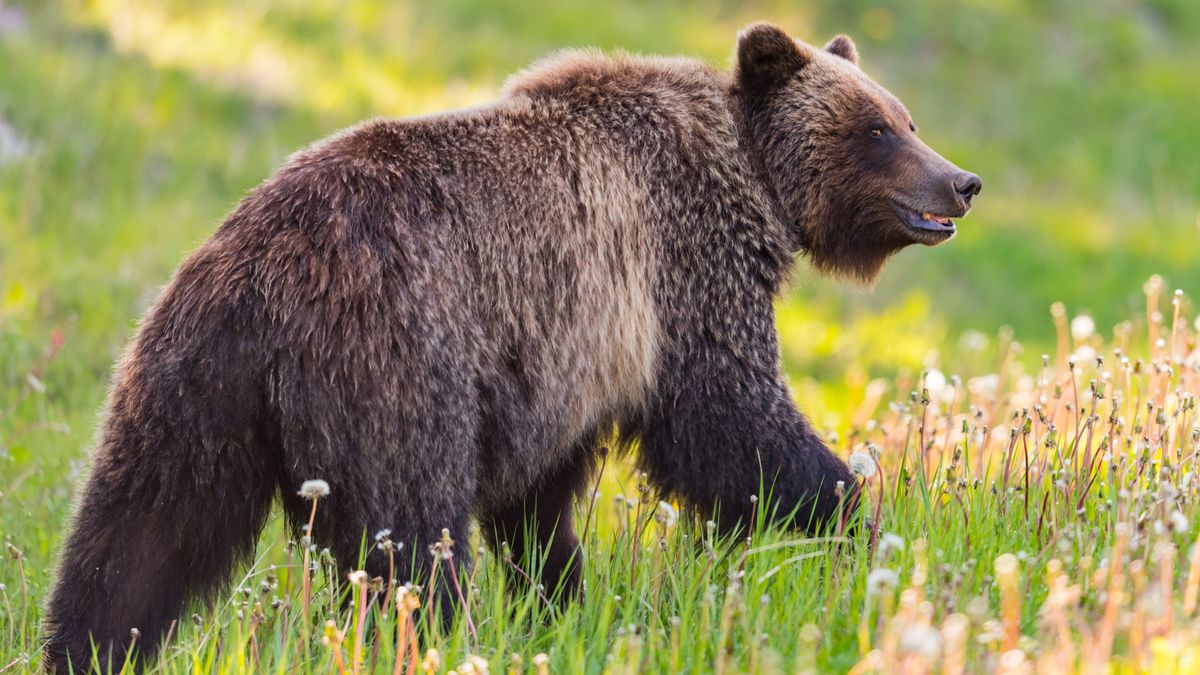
xmin=899 ymin=623 xmax=941 ymax=660
xmin=924 ymin=368 xmax=947 ymax=396
xmin=880 ymin=533 xmax=905 ymax=555
xmin=298 ymin=479 xmax=330 ymax=499
xmin=960 ymin=330 xmax=989 ymax=352
xmin=1074 ymin=345 xmax=1097 ymax=363
xmin=1070 ymin=315 xmax=1095 ymax=340
xmin=848 ymin=451 xmax=877 ymax=479
xmin=867 ymin=568 xmax=899 ymax=594
xmin=971 ymin=374 xmax=1000 ymax=397
xmin=1170 ymin=511 xmax=1190 ymax=532
xmin=655 ymin=500 xmax=678 ymax=528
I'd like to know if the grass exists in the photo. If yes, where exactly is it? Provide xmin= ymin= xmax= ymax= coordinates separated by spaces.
xmin=3 ymin=0 xmax=1200 ymax=672
xmin=6 ymin=277 xmax=1200 ymax=672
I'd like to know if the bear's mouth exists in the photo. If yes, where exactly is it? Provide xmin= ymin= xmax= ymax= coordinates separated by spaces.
xmin=891 ymin=200 xmax=957 ymax=240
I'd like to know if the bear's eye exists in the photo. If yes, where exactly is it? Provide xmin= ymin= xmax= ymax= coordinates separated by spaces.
xmin=869 ymin=128 xmax=884 ymax=139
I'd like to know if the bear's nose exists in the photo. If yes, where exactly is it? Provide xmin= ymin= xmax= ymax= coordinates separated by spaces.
xmin=954 ymin=172 xmax=982 ymax=203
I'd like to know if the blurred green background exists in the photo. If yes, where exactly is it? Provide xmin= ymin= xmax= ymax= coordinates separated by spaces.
xmin=2 ymin=0 xmax=1199 ymax=499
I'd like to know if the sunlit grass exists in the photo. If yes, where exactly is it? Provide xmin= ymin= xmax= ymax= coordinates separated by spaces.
xmin=6 ymin=277 xmax=1200 ymax=672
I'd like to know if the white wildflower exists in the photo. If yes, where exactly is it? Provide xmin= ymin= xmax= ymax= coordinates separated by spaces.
xmin=923 ymin=369 xmax=947 ymax=396
xmin=1070 ymin=315 xmax=1095 ymax=341
xmin=375 ymin=529 xmax=400 ymax=553
xmin=848 ymin=451 xmax=877 ymax=479
xmin=899 ymin=623 xmax=942 ymax=660
xmin=959 ymin=330 xmax=989 ymax=352
xmin=1073 ymin=345 xmax=1096 ymax=364
xmin=456 ymin=655 xmax=490 ymax=674
xmin=970 ymin=374 xmax=1000 ymax=397
xmin=655 ymin=501 xmax=678 ymax=528
xmin=866 ymin=568 xmax=899 ymax=595
xmin=347 ymin=570 xmax=369 ymax=586
xmin=1171 ymin=511 xmax=1189 ymax=533
xmin=880 ymin=533 xmax=905 ymax=555
xmin=298 ymin=479 xmax=330 ymax=499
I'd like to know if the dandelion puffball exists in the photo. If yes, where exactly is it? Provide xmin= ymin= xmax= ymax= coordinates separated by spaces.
xmin=867 ymin=568 xmax=899 ymax=594
xmin=848 ymin=451 xmax=877 ymax=479
xmin=880 ymin=533 xmax=905 ymax=554
xmin=923 ymin=368 xmax=946 ymax=396
xmin=656 ymin=500 xmax=678 ymax=527
xmin=1070 ymin=314 xmax=1095 ymax=341
xmin=959 ymin=330 xmax=988 ymax=352
xmin=298 ymin=479 xmax=331 ymax=499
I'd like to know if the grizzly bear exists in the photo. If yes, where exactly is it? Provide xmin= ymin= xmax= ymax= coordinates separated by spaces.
xmin=43 ymin=23 xmax=979 ymax=671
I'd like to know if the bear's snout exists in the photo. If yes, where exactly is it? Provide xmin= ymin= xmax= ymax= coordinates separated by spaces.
xmin=953 ymin=171 xmax=982 ymax=207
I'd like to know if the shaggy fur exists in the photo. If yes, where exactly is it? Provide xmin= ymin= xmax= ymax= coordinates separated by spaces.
xmin=43 ymin=23 xmax=978 ymax=671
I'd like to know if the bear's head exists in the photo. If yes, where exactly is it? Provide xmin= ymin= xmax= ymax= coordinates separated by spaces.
xmin=734 ymin=23 xmax=981 ymax=284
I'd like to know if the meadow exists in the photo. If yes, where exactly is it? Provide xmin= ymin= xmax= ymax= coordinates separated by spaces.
xmin=3 ymin=0 xmax=1200 ymax=672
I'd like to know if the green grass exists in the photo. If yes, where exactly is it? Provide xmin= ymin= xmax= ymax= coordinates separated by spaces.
xmin=8 ymin=283 xmax=1200 ymax=672
xmin=3 ymin=0 xmax=1200 ymax=671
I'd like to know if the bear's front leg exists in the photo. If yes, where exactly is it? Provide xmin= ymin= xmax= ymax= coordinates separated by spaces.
xmin=637 ymin=342 xmax=857 ymax=535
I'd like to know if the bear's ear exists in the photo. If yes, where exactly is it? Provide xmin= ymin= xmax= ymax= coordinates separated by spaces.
xmin=823 ymin=34 xmax=859 ymax=65
xmin=735 ymin=23 xmax=811 ymax=93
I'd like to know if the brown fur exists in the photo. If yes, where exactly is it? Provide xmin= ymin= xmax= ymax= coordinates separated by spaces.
xmin=735 ymin=23 xmax=980 ymax=282
xmin=43 ymin=24 xmax=978 ymax=671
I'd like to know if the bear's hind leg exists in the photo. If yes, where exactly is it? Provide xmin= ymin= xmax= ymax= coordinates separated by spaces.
xmin=273 ymin=344 xmax=481 ymax=629
xmin=481 ymin=446 xmax=593 ymax=601
xmin=42 ymin=294 xmax=277 ymax=673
